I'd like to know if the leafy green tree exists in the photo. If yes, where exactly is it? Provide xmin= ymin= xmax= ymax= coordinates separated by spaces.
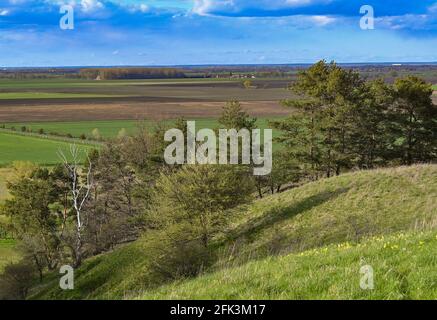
xmin=1 ymin=166 xmax=64 ymax=271
xmin=149 ymin=165 xmax=253 ymax=248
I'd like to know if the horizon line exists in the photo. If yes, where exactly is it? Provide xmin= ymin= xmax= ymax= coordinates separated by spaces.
xmin=2 ymin=61 xmax=437 ymax=69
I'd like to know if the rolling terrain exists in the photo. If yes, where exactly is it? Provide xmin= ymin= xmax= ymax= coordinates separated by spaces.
xmin=29 ymin=165 xmax=437 ymax=300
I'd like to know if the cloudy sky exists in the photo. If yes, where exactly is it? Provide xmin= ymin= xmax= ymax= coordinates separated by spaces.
xmin=0 ymin=0 xmax=436 ymax=66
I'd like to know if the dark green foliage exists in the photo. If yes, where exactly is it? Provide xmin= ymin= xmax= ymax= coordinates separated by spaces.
xmin=390 ymin=76 xmax=437 ymax=165
xmin=0 ymin=261 xmax=36 ymax=300
xmin=144 ymin=165 xmax=254 ymax=280
xmin=1 ymin=166 xmax=65 ymax=272
xmin=274 ymin=61 xmax=437 ymax=179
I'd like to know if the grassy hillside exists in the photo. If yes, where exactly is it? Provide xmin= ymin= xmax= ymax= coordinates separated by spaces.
xmin=141 ymin=230 xmax=437 ymax=300
xmin=30 ymin=239 xmax=153 ymax=300
xmin=224 ymin=165 xmax=436 ymax=262
xmin=30 ymin=165 xmax=437 ymax=300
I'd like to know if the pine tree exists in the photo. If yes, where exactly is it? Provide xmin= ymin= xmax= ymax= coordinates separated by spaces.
xmin=390 ymin=76 xmax=437 ymax=165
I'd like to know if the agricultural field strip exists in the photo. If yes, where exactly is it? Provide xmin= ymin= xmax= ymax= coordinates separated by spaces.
xmin=1 ymin=118 xmax=283 ymax=138
xmin=0 ymin=79 xmax=241 ymax=89
xmin=0 ymin=132 xmax=95 ymax=165
xmin=0 ymin=92 xmax=131 ymax=100
xmin=0 ymin=128 xmax=102 ymax=146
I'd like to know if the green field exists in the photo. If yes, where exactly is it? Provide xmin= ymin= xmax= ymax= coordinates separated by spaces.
xmin=0 ymin=78 xmax=239 ymax=89
xmin=29 ymin=165 xmax=437 ymax=300
xmin=3 ymin=118 xmax=282 ymax=139
xmin=0 ymin=132 xmax=95 ymax=166
xmin=0 ymin=118 xmax=282 ymax=168
xmin=0 ymin=92 xmax=127 ymax=99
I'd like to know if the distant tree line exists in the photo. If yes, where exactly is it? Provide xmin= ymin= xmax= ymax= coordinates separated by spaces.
xmin=79 ymin=68 xmax=187 ymax=80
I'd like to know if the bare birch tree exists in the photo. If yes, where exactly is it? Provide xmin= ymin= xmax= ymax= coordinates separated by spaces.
xmin=58 ymin=144 xmax=93 ymax=268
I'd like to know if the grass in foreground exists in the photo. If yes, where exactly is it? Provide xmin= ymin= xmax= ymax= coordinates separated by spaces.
xmin=141 ymin=231 xmax=437 ymax=300
xmin=29 ymin=165 xmax=437 ymax=300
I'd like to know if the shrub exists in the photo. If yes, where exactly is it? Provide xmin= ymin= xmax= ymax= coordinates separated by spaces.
xmin=0 ymin=261 xmax=36 ymax=300
xmin=146 ymin=226 xmax=215 ymax=282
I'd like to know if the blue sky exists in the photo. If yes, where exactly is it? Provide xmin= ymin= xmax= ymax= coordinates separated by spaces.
xmin=0 ymin=0 xmax=436 ymax=66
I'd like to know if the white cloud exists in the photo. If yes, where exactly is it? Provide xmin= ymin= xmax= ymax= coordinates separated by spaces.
xmin=80 ymin=0 xmax=104 ymax=13
xmin=311 ymin=15 xmax=336 ymax=25
xmin=192 ymin=0 xmax=331 ymax=16
xmin=0 ymin=9 xmax=10 ymax=16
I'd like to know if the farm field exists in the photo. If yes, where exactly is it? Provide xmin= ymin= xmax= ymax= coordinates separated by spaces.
xmin=0 ymin=117 xmax=283 ymax=169
xmin=0 ymin=132 xmax=94 ymax=166
xmin=0 ymin=92 xmax=128 ymax=100
xmin=0 ymin=78 xmax=291 ymax=102
xmin=0 ymin=100 xmax=289 ymax=123
xmin=2 ymin=118 xmax=284 ymax=139
xmin=0 ymin=78 xmax=291 ymax=123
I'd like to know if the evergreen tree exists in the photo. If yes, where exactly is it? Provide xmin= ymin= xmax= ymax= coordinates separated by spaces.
xmin=390 ymin=76 xmax=437 ymax=165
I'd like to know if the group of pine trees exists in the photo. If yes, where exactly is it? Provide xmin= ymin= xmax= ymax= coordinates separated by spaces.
xmin=272 ymin=61 xmax=437 ymax=181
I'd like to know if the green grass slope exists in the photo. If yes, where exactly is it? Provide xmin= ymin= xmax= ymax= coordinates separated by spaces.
xmin=226 ymin=165 xmax=436 ymax=261
xmin=141 ymin=230 xmax=437 ymax=300
xmin=30 ymin=165 xmax=437 ymax=300
xmin=30 ymin=240 xmax=153 ymax=300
